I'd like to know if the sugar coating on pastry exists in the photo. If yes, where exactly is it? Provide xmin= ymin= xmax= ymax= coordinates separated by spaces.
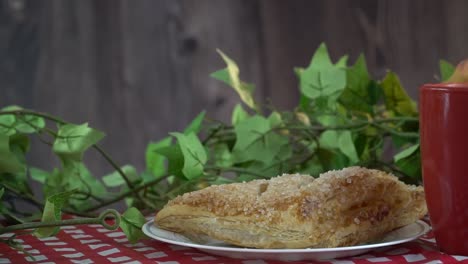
xmin=167 ymin=173 xmax=314 ymax=222
xmin=155 ymin=167 xmax=427 ymax=249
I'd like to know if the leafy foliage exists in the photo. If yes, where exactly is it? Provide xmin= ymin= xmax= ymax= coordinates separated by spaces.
xmin=0 ymin=134 xmax=25 ymax=174
xmin=440 ymin=60 xmax=455 ymax=82
xmin=298 ymin=43 xmax=347 ymax=104
xmin=0 ymin=44 xmax=452 ymax=249
xmin=170 ymin=132 xmax=207 ymax=179
xmin=35 ymin=189 xmax=77 ymax=238
xmin=381 ymin=72 xmax=417 ymax=116
xmin=103 ymin=165 xmax=138 ymax=187
xmin=211 ymin=50 xmax=259 ymax=112
xmin=53 ymin=123 xmax=104 ymax=162
xmin=119 ymin=207 xmax=147 ymax=244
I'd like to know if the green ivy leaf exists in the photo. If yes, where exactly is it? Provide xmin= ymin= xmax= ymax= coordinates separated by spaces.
xmin=212 ymin=144 xmax=233 ymax=168
xmin=0 ymin=134 xmax=25 ymax=174
xmin=440 ymin=60 xmax=455 ymax=82
xmin=0 ymin=135 xmax=30 ymax=194
xmin=294 ymin=67 xmax=305 ymax=78
xmin=231 ymin=104 xmax=250 ymax=125
xmin=155 ymin=144 xmax=184 ymax=178
xmin=170 ymin=132 xmax=207 ymax=180
xmin=145 ymin=137 xmax=172 ymax=178
xmin=9 ymin=133 xmax=30 ymax=154
xmin=317 ymin=114 xmax=344 ymax=126
xmin=0 ymin=105 xmax=22 ymax=136
xmin=316 ymin=148 xmax=348 ymax=171
xmin=42 ymin=168 xmax=63 ymax=197
xmin=238 ymin=162 xmax=273 ymax=180
xmin=300 ymin=67 xmax=346 ymax=100
xmin=355 ymin=134 xmax=380 ymax=161
xmin=394 ymin=143 xmax=420 ymax=162
xmin=30 ymin=167 xmax=50 ymax=184
xmin=211 ymin=50 xmax=258 ymax=111
xmin=319 ymin=130 xmax=358 ymax=165
xmin=14 ymin=115 xmax=45 ymax=134
xmin=335 ymin=55 xmax=349 ymax=68
xmin=42 ymin=161 xmax=107 ymax=207
xmin=0 ymin=106 xmax=45 ymax=134
xmin=367 ymin=81 xmax=382 ymax=109
xmin=261 ymin=132 xmax=291 ymax=164
xmin=1 ymin=105 xmax=23 ymax=111
xmin=0 ymin=114 xmax=16 ymax=136
xmin=120 ymin=207 xmax=147 ymax=243
xmin=140 ymin=171 xmax=156 ymax=185
xmin=319 ymin=130 xmax=339 ymax=149
xmin=102 ymin=165 xmax=138 ymax=187
xmin=308 ymin=43 xmax=334 ymax=68
xmin=35 ymin=189 xmax=76 ymax=238
xmin=68 ymin=162 xmax=107 ymax=201
xmin=395 ymin=147 xmax=421 ymax=179
xmin=233 ymin=115 xmax=269 ymax=153
xmin=300 ymin=157 xmax=324 ymax=177
xmin=339 ymin=54 xmax=379 ymax=114
xmin=53 ymin=123 xmax=105 ymax=162
xmin=183 ymin=111 xmax=206 ymax=135
xmin=0 ymin=187 xmax=3 ymax=199
xmin=237 ymin=154 xmax=294 ymax=181
xmin=298 ymin=43 xmax=346 ymax=101
xmin=392 ymin=133 xmax=418 ymax=149
xmin=381 ymin=72 xmax=417 ymax=116
xmin=298 ymin=94 xmax=313 ymax=113
xmin=338 ymin=131 xmax=359 ymax=164
xmin=267 ymin=111 xmax=283 ymax=128
xmin=232 ymin=115 xmax=289 ymax=164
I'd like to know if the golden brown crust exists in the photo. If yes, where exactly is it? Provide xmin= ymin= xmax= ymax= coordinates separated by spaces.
xmin=155 ymin=167 xmax=427 ymax=248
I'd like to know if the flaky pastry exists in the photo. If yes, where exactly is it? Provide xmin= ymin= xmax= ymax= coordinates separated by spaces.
xmin=155 ymin=167 xmax=427 ymax=248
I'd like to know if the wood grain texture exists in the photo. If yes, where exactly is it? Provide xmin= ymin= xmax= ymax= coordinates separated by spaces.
xmin=0 ymin=0 xmax=41 ymax=107
xmin=259 ymin=0 xmax=468 ymax=102
xmin=1 ymin=0 xmax=468 ymax=175
xmin=259 ymin=0 xmax=371 ymax=109
xmin=1 ymin=0 xmax=265 ymax=175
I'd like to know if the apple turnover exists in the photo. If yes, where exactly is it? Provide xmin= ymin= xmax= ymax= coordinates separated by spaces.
xmin=155 ymin=167 xmax=427 ymax=248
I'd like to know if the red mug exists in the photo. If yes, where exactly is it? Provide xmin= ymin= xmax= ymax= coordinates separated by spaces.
xmin=419 ymin=83 xmax=468 ymax=255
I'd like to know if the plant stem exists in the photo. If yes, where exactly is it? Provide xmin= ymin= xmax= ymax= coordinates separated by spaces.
xmin=0 ymin=209 xmax=120 ymax=235
xmin=286 ymin=122 xmax=368 ymax=132
xmin=92 ymin=146 xmax=137 ymax=191
xmin=373 ymin=117 xmax=419 ymax=123
xmin=286 ymin=116 xmax=419 ymax=132
xmin=374 ymin=161 xmax=419 ymax=184
xmin=371 ymin=123 xmax=419 ymax=138
xmin=164 ymin=179 xmax=196 ymax=199
xmin=1 ymin=183 xmax=42 ymax=209
xmin=202 ymin=124 xmax=224 ymax=144
xmin=1 ymin=109 xmax=151 ymax=211
xmin=1 ymin=183 xmax=97 ymax=218
xmin=0 ymin=218 xmax=99 ymax=234
xmin=0 ymin=110 xmax=66 ymax=124
xmin=92 ymin=145 xmax=151 ymax=208
xmin=3 ymin=209 xmax=25 ymax=224
xmin=205 ymin=166 xmax=268 ymax=179
xmin=83 ymin=175 xmax=168 ymax=212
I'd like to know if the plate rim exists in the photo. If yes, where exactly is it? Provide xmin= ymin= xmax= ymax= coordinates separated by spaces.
xmin=142 ymin=220 xmax=430 ymax=253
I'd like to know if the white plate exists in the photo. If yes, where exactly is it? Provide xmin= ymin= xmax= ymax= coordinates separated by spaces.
xmin=142 ymin=220 xmax=430 ymax=261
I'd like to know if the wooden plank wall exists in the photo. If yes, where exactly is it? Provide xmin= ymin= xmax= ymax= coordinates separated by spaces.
xmin=1 ymin=0 xmax=467 ymax=175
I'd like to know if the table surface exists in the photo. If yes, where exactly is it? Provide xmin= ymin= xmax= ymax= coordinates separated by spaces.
xmin=0 ymin=219 xmax=467 ymax=264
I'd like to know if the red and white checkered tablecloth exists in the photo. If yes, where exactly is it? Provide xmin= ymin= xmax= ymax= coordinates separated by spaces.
xmin=0 ymin=218 xmax=467 ymax=264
